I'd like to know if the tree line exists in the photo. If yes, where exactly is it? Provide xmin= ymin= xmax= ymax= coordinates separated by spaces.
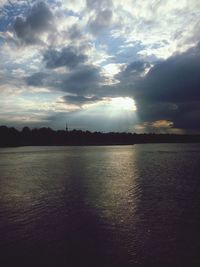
xmin=0 ymin=125 xmax=200 ymax=147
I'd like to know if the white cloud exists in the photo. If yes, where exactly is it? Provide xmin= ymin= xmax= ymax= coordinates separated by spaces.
xmin=111 ymin=0 xmax=200 ymax=59
xmin=59 ymin=0 xmax=86 ymax=13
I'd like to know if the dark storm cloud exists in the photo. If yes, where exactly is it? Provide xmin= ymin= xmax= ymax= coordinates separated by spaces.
xmin=172 ymin=102 xmax=200 ymax=130
xmin=43 ymin=46 xmax=87 ymax=69
xmin=136 ymin=45 xmax=200 ymax=102
xmin=136 ymin=100 xmax=200 ymax=132
xmin=135 ymin=100 xmax=178 ymax=122
xmin=13 ymin=2 xmax=53 ymax=45
xmin=63 ymin=95 xmax=101 ymax=106
xmin=126 ymin=43 xmax=200 ymax=131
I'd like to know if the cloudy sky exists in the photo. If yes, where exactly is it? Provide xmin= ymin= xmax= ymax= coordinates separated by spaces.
xmin=0 ymin=0 xmax=200 ymax=133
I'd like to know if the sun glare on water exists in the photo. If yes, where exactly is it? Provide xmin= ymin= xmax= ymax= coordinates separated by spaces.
xmin=110 ymin=97 xmax=137 ymax=111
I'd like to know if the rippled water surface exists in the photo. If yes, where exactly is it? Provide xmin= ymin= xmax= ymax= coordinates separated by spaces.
xmin=0 ymin=144 xmax=200 ymax=267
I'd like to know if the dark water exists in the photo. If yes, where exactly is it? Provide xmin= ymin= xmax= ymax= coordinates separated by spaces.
xmin=0 ymin=144 xmax=200 ymax=267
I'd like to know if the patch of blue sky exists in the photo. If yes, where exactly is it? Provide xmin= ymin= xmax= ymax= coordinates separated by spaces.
xmin=0 ymin=36 xmax=5 ymax=45
xmin=0 ymin=2 xmax=29 ymax=31
xmin=116 ymin=41 xmax=147 ymax=63
xmin=22 ymin=91 xmax=60 ymax=100
xmin=61 ymin=7 xmax=81 ymax=18
xmin=94 ymin=35 xmax=124 ymax=63
xmin=95 ymin=35 xmax=145 ymax=65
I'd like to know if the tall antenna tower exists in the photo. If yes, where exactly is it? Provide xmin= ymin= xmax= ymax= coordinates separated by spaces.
xmin=66 ymin=123 xmax=68 ymax=132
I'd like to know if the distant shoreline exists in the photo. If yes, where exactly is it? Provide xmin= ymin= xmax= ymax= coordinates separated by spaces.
xmin=1 ymin=143 xmax=200 ymax=149
xmin=1 ymin=125 xmax=200 ymax=147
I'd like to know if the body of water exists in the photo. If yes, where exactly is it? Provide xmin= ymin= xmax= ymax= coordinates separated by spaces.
xmin=0 ymin=144 xmax=200 ymax=266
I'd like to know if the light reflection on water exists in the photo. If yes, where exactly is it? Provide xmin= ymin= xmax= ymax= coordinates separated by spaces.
xmin=0 ymin=144 xmax=200 ymax=267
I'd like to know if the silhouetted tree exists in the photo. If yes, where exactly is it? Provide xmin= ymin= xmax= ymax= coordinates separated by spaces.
xmin=0 ymin=125 xmax=200 ymax=147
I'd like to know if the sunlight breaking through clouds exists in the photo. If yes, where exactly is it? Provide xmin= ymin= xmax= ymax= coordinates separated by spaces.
xmin=110 ymin=97 xmax=137 ymax=112
xmin=0 ymin=0 xmax=200 ymax=132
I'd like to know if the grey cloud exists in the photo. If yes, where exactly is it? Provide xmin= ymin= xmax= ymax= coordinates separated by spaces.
xmin=88 ymin=9 xmax=113 ymax=35
xmin=67 ymin=24 xmax=83 ymax=40
xmin=116 ymin=61 xmax=151 ymax=84
xmin=86 ymin=0 xmax=113 ymax=10
xmin=13 ymin=2 xmax=53 ymax=45
xmin=63 ymin=95 xmax=102 ymax=106
xmin=26 ymin=64 xmax=105 ymax=95
xmin=26 ymin=72 xmax=48 ymax=86
xmin=61 ymin=65 xmax=105 ymax=94
xmin=43 ymin=46 xmax=87 ymax=69
xmin=86 ymin=0 xmax=113 ymax=35
xmin=125 ymin=61 xmax=151 ymax=74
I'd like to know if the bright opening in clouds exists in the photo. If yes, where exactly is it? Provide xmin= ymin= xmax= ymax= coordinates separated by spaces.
xmin=110 ymin=97 xmax=136 ymax=112
xmin=0 ymin=0 xmax=200 ymax=132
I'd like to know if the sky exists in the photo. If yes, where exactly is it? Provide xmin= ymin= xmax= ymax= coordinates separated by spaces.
xmin=0 ymin=0 xmax=200 ymax=133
